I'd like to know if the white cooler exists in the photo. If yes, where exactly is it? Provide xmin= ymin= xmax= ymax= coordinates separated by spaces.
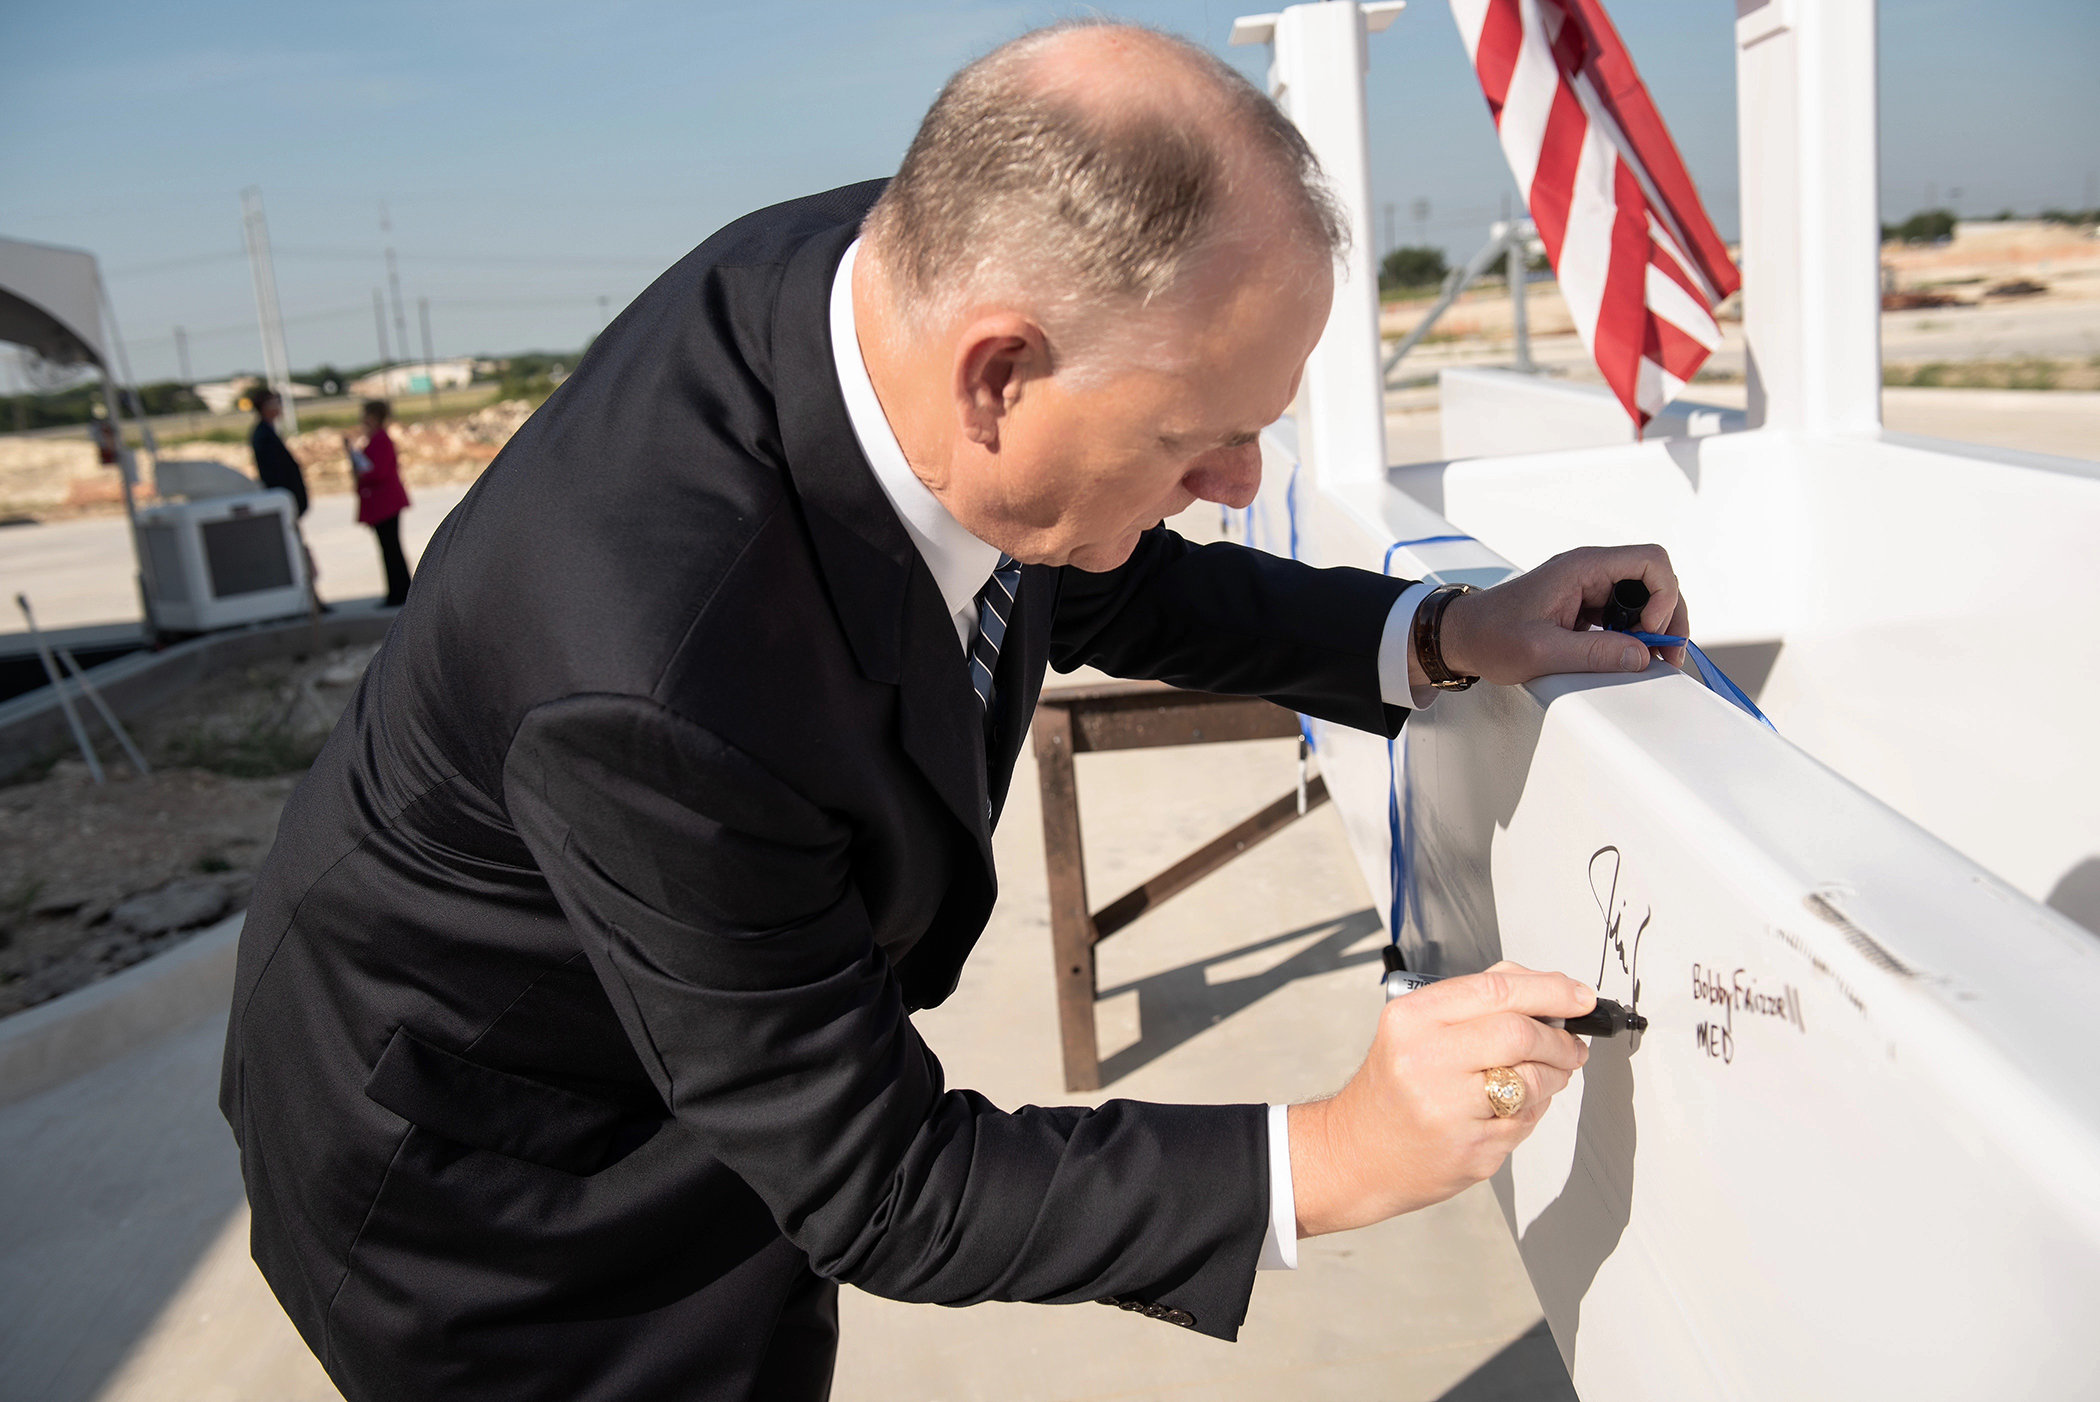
xmin=136 ymin=488 xmax=309 ymax=632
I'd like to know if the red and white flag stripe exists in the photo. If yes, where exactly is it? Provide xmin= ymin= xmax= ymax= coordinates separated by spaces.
xmin=1451 ymin=0 xmax=1742 ymax=427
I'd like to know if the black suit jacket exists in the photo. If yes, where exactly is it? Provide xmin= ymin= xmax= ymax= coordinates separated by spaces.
xmin=221 ymin=180 xmax=1411 ymax=1401
xmin=251 ymin=418 xmax=309 ymax=516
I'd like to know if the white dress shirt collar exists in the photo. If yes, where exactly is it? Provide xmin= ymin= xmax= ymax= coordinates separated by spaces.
xmin=830 ymin=238 xmax=1003 ymax=653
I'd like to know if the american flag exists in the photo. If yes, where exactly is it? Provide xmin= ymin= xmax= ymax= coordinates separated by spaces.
xmin=1451 ymin=0 xmax=1742 ymax=428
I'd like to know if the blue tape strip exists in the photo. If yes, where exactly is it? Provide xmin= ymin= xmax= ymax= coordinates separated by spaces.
xmin=1626 ymin=630 xmax=1776 ymax=731
xmin=1375 ymin=535 xmax=1475 ymax=946
xmin=1380 ymin=542 xmax=1416 ymax=946
xmin=1286 ymin=464 xmax=1316 ymax=753
xmin=1388 ymin=533 xmax=1476 ymax=553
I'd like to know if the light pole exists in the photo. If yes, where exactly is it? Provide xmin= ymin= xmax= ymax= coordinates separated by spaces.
xmin=372 ymin=289 xmax=391 ymax=366
xmin=418 ymin=297 xmax=439 ymax=413
xmin=240 ymin=186 xmax=297 ymax=433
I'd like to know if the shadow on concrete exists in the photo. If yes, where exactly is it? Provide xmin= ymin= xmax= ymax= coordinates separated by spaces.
xmin=1513 ymin=1032 xmax=1638 ymax=1377
xmin=1095 ymin=908 xmax=1383 ymax=1086
xmin=0 ymin=1014 xmax=251 ymax=1402
xmin=1436 ymin=1319 xmax=1578 ymax=1401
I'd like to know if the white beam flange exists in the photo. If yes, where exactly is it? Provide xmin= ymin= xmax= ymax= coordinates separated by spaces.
xmin=1364 ymin=1 xmax=1408 ymax=33
xmin=1229 ymin=13 xmax=1280 ymax=46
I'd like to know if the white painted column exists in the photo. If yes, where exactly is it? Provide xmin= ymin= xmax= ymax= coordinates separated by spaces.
xmin=1735 ymin=0 xmax=1882 ymax=435
xmin=1250 ymin=2 xmax=1393 ymax=488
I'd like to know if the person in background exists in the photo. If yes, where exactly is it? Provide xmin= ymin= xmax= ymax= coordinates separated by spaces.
xmin=249 ymin=389 xmax=308 ymax=516
xmin=250 ymin=388 xmax=324 ymax=612
xmin=343 ymin=399 xmax=412 ymax=607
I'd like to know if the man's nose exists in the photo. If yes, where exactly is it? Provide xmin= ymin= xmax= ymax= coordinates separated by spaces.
xmin=1181 ymin=443 xmax=1262 ymax=511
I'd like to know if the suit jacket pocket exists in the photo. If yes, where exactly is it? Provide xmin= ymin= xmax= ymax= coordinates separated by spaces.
xmin=364 ymin=1025 xmax=627 ymax=1176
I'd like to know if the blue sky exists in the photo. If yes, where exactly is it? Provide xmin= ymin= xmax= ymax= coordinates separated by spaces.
xmin=2 ymin=0 xmax=2092 ymax=383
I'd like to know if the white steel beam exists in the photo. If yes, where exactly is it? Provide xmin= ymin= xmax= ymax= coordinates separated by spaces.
xmin=1735 ymin=0 xmax=1883 ymax=435
xmin=1239 ymin=2 xmax=1398 ymax=489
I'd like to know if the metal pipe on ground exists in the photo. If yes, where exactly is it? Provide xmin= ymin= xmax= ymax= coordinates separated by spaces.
xmin=15 ymin=594 xmax=103 ymax=783
xmin=57 ymin=647 xmax=149 ymax=776
xmin=1382 ymin=218 xmax=1539 ymax=383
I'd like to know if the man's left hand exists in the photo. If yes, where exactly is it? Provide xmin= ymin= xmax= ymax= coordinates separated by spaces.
xmin=1434 ymin=543 xmax=1689 ymax=686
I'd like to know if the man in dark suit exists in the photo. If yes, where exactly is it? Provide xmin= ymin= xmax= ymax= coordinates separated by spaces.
xmin=249 ymin=388 xmax=308 ymax=517
xmin=222 ymin=21 xmax=1685 ymax=1401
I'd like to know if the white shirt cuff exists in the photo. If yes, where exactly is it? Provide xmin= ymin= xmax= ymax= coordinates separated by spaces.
xmin=1377 ymin=579 xmax=1443 ymax=712
xmin=1256 ymin=1103 xmax=1299 ymax=1271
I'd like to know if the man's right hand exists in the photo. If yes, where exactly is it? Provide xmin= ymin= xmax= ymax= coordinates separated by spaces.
xmin=1287 ymin=963 xmax=1594 ymax=1237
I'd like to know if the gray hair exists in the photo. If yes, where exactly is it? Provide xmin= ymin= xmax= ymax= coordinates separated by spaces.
xmin=862 ymin=20 xmax=1348 ymax=374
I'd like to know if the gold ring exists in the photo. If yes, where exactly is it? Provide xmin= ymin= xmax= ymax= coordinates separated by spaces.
xmin=1483 ymin=1066 xmax=1527 ymax=1119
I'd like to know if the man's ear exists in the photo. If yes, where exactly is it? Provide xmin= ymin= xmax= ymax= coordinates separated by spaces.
xmin=953 ymin=314 xmax=1049 ymax=449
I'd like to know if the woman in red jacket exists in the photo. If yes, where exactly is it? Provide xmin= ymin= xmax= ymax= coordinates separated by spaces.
xmin=345 ymin=399 xmax=413 ymax=607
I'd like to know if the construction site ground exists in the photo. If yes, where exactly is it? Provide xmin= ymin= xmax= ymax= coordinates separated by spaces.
xmin=0 ymin=642 xmax=377 ymax=1018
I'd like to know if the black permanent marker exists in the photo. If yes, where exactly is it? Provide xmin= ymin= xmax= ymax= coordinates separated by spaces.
xmin=1378 ymin=947 xmax=1648 ymax=1036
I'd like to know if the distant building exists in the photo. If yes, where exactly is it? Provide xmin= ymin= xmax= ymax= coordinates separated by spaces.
xmin=192 ymin=378 xmax=258 ymax=414
xmin=349 ymin=358 xmax=476 ymax=399
xmin=192 ymin=376 xmax=318 ymax=413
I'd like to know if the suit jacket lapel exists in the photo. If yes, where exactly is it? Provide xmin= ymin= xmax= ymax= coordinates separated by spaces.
xmin=770 ymin=215 xmax=995 ymax=866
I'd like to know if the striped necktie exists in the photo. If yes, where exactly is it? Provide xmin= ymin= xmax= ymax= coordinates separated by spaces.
xmin=968 ymin=555 xmax=1021 ymax=716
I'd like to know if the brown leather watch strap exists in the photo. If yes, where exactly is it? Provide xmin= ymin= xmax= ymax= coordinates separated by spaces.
xmin=1412 ymin=583 xmax=1479 ymax=691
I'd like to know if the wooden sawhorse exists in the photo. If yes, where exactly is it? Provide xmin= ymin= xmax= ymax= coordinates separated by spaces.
xmin=1029 ymin=680 xmax=1331 ymax=1092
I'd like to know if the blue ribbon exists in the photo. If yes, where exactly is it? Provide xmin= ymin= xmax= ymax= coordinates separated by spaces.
xmin=1623 ymin=631 xmax=1776 ymax=731
xmin=1286 ymin=465 xmax=1316 ymax=754
xmin=1376 ymin=534 xmax=1478 ymax=946
xmin=1379 ymin=542 xmax=1423 ymax=947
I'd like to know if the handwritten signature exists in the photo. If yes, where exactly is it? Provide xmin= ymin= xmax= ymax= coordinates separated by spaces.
xmin=1691 ymin=963 xmax=1806 ymax=1064
xmin=1589 ymin=846 xmax=1651 ymax=1015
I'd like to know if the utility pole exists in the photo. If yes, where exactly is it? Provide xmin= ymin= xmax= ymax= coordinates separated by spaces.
xmin=173 ymin=325 xmax=197 ymax=432
xmin=381 ymin=202 xmax=410 ymax=382
xmin=372 ymin=289 xmax=391 ymax=366
xmin=418 ymin=297 xmax=439 ymax=412
xmin=1382 ymin=203 xmax=1395 ymax=256
xmin=1508 ymin=221 xmax=1535 ymax=373
xmin=240 ymin=186 xmax=297 ymax=433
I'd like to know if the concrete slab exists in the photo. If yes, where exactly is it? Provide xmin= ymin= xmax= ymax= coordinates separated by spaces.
xmin=0 ymin=1011 xmax=334 ymax=1402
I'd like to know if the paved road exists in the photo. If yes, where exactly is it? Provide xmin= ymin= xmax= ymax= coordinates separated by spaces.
xmin=1387 ymin=295 xmax=2100 ymax=384
xmin=0 ymin=483 xmax=472 ymax=634
xmin=1880 ymin=295 xmax=2100 ymax=364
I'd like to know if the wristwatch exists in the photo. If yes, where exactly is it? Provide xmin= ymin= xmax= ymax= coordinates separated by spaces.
xmin=1412 ymin=582 xmax=1480 ymax=692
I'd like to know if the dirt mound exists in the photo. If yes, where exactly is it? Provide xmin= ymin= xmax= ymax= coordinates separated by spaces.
xmin=0 ymin=640 xmax=384 ymax=1017
xmin=0 ymin=398 xmax=539 ymax=520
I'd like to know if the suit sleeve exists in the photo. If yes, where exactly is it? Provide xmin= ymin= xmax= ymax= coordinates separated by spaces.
xmin=1051 ymin=527 xmax=1414 ymax=736
xmin=502 ymin=691 xmax=1270 ymax=1339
